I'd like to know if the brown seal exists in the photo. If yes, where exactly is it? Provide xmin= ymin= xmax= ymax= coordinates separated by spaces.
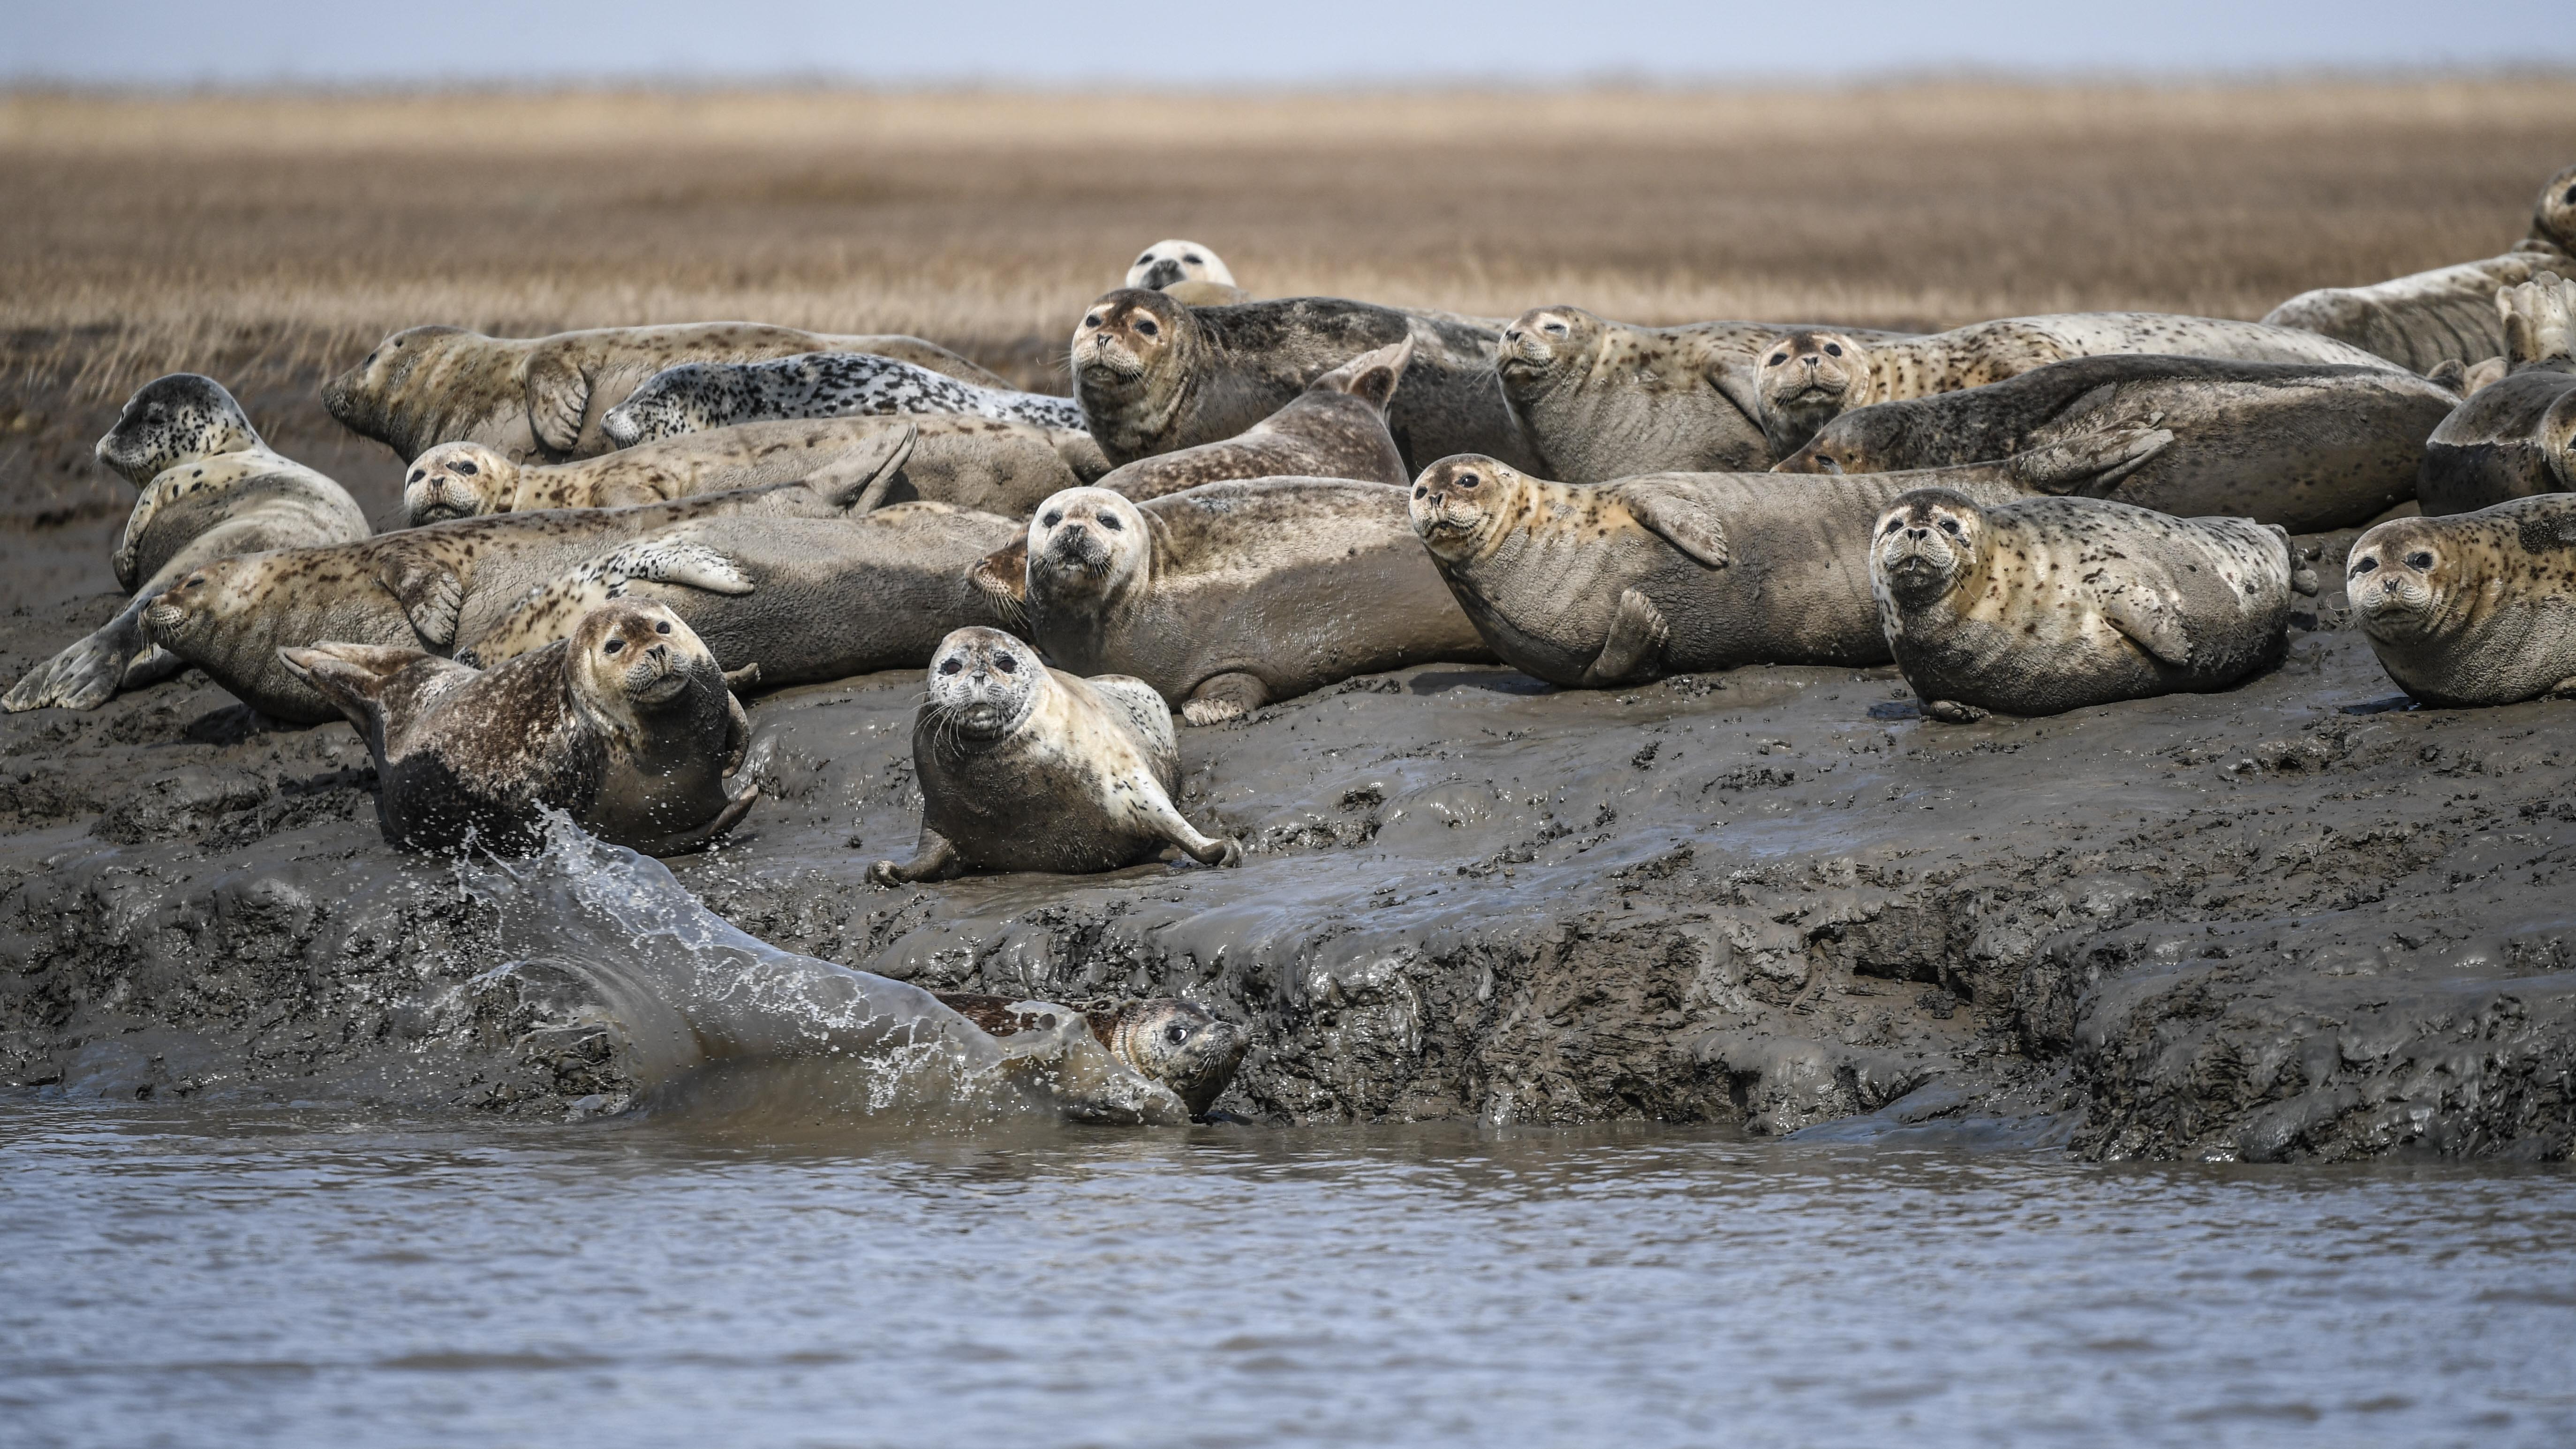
xmin=1091 ymin=338 xmax=1411 ymax=500
xmin=281 ymin=599 xmax=759 ymax=855
xmin=935 ymin=992 xmax=1252 ymax=1117
xmin=2347 ymin=495 xmax=2576 ymax=707
xmin=2417 ymin=272 xmax=2576 ymax=515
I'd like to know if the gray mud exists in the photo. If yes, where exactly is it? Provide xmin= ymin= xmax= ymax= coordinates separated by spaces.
xmin=5 ymin=527 xmax=2574 ymax=1160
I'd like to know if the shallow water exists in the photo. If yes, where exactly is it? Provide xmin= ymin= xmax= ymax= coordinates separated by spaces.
xmin=6 ymin=1103 xmax=2574 ymax=1448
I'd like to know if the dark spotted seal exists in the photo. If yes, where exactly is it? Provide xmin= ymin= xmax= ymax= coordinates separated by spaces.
xmin=935 ymin=994 xmax=1253 ymax=1117
xmin=2346 ymin=495 xmax=2576 ymax=707
xmin=601 ymin=352 xmax=1084 ymax=448
xmin=1091 ymin=337 xmax=1411 ymax=500
xmin=2417 ymin=272 xmax=2576 ymax=515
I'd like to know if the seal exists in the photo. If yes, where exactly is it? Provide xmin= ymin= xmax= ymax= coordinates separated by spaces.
xmin=600 ymin=352 xmax=1085 ymax=448
xmin=2417 ymin=272 xmax=2576 ymax=515
xmin=138 ymin=432 xmax=916 ymax=723
xmin=1751 ymin=313 xmax=2404 ymax=455
xmin=867 ymin=626 xmax=1242 ymax=882
xmin=2346 ymin=495 xmax=2576 ymax=707
xmin=933 ymin=992 xmax=1252 ymax=1117
xmin=1069 ymin=287 xmax=1541 ymax=475
xmin=1870 ymin=490 xmax=2313 ymax=722
xmin=1090 ymin=338 xmax=1411 ymax=500
xmin=322 ymin=322 xmax=1009 ymax=464
xmin=993 ymin=479 xmax=1494 ymax=724
xmin=1774 ymin=355 xmax=2461 ymax=532
xmin=399 ymin=415 xmax=1106 ymax=527
xmin=281 ymin=599 xmax=759 ymax=856
xmin=4 ymin=373 xmax=370 ymax=714
xmin=1126 ymin=239 xmax=1251 ymax=306
xmin=1407 ymin=455 xmax=2038 ymax=686
xmin=2264 ymin=164 xmax=2576 ymax=373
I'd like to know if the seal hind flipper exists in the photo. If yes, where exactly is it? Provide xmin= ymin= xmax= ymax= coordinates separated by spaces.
xmin=374 ymin=548 xmax=467 ymax=648
xmin=1579 ymin=588 xmax=1670 ymax=687
xmin=521 ymin=349 xmax=593 ymax=455
xmin=805 ymin=419 xmax=920 ymax=512
xmin=276 ymin=641 xmax=454 ymax=735
xmin=2007 ymin=419 xmax=2175 ymax=495
xmin=1613 ymin=480 xmax=1730 ymax=569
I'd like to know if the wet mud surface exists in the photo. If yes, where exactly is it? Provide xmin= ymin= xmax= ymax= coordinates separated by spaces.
xmin=7 ymin=521 xmax=2573 ymax=1161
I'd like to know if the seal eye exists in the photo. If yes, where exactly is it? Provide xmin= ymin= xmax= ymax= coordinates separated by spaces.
xmin=2352 ymin=556 xmax=2379 ymax=574
xmin=456 ymin=460 xmax=478 ymax=475
xmin=1083 ymin=314 xmax=1101 ymax=329
xmin=655 ymin=620 xmax=671 ymax=634
xmin=1100 ymin=513 xmax=1124 ymax=531
xmin=2565 ymin=185 xmax=2576 ymax=205
xmin=1884 ymin=518 xmax=1904 ymax=536
xmin=1458 ymin=473 xmax=1481 ymax=490
xmin=1135 ymin=320 xmax=1159 ymax=338
xmin=2406 ymin=551 xmax=2434 ymax=569
xmin=993 ymin=654 xmax=1017 ymax=674
xmin=1768 ymin=354 xmax=1787 ymax=366
xmin=1042 ymin=511 xmax=1062 ymax=528
xmin=939 ymin=657 xmax=963 ymax=675
xmin=1184 ymin=253 xmax=1202 ymax=264
xmin=604 ymin=638 xmax=625 ymax=655
xmin=1824 ymin=343 xmax=1843 ymax=357
xmin=1938 ymin=517 xmax=1963 ymax=537
xmin=1137 ymin=254 xmax=1154 ymax=266
xmin=1165 ymin=1024 xmax=1189 ymax=1045
xmin=1543 ymin=322 xmax=1566 ymax=336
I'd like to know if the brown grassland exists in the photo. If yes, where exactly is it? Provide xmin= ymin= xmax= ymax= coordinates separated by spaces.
xmin=3 ymin=79 xmax=2573 ymax=604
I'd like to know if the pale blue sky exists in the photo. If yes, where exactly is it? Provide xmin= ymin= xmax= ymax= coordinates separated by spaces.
xmin=8 ymin=0 xmax=2575 ymax=85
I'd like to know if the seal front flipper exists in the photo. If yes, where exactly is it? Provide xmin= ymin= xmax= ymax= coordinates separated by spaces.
xmin=2008 ymin=419 xmax=2174 ymax=495
xmin=869 ymin=828 xmax=963 ymax=886
xmin=373 ymin=545 xmax=467 ymax=649
xmin=521 ymin=348 xmax=594 ymax=456
xmin=654 ymin=780 xmax=760 ymax=855
xmin=805 ymin=419 xmax=919 ymax=512
xmin=1579 ymin=588 xmax=1670 ymax=687
xmin=720 ymin=681 xmax=755 ymax=775
xmin=1180 ymin=672 xmax=1269 ymax=726
xmin=1926 ymin=700 xmax=1990 ymax=724
xmin=1613 ymin=479 xmax=1730 ymax=568
xmin=2095 ymin=585 xmax=2194 ymax=667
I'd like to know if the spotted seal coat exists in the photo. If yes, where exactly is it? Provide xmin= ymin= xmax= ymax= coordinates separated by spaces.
xmin=935 ymin=993 xmax=1251 ymax=1117
xmin=1774 ymin=354 xmax=2461 ymax=532
xmin=282 ymin=600 xmax=758 ymax=855
xmin=4 ymin=374 xmax=370 ymax=714
xmin=322 ymin=322 xmax=1007 ymax=464
xmin=1091 ymin=338 xmax=1411 ymax=500
xmin=1869 ymin=490 xmax=2315 ymax=722
xmin=2346 ymin=495 xmax=2576 ymax=707
xmin=2417 ymin=272 xmax=2576 ymax=515
xmin=601 ymin=352 xmax=1084 ymax=448
xmin=2264 ymin=164 xmax=2576 ymax=373
xmin=869 ymin=626 xmax=1242 ymax=883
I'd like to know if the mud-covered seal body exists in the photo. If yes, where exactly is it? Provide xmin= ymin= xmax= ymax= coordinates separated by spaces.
xmin=2347 ymin=497 xmax=2576 ymax=708
xmin=2417 ymin=272 xmax=2576 ymax=516
xmin=1870 ymin=490 xmax=2310 ymax=720
xmin=601 ymin=352 xmax=1084 ymax=447
xmin=869 ymin=627 xmax=1241 ymax=882
xmin=1092 ymin=338 xmax=1412 ymax=500
xmin=281 ymin=600 xmax=758 ymax=855
xmin=1776 ymin=354 xmax=2460 ymax=532
xmin=935 ymin=992 xmax=1252 ymax=1117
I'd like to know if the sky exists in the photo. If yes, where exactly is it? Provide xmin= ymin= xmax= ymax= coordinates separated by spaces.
xmin=9 ymin=0 xmax=2576 ymax=87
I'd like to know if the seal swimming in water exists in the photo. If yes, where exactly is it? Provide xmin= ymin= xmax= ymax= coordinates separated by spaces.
xmin=1090 ymin=337 xmax=1412 ymax=500
xmin=281 ymin=599 xmax=760 ymax=856
xmin=2264 ymin=163 xmax=2576 ymax=373
xmin=934 ymin=993 xmax=1252 ymax=1117
xmin=988 ymin=479 xmax=1493 ymax=724
xmin=1407 ymin=456 xmax=2038 ymax=686
xmin=868 ymin=626 xmax=1242 ymax=882
xmin=2346 ymin=495 xmax=2576 ymax=708
xmin=600 ymin=352 xmax=1085 ymax=448
xmin=2417 ymin=272 xmax=2576 ymax=515
xmin=1774 ymin=355 xmax=2461 ymax=532
xmin=1070 ymin=288 xmax=1541 ymax=475
xmin=4 ymin=374 xmax=370 ymax=714
xmin=1869 ymin=490 xmax=2315 ymax=722
xmin=321 ymin=322 xmax=1007 ymax=464
xmin=1126 ymin=239 xmax=1252 ymax=306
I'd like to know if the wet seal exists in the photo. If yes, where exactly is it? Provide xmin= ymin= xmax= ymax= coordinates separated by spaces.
xmin=936 ymin=992 xmax=1252 ymax=1117
xmin=2347 ymin=493 xmax=2576 ymax=707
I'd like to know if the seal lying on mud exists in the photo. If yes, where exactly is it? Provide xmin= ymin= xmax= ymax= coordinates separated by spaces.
xmin=2264 ymin=163 xmax=2576 ymax=373
xmin=1870 ymin=491 xmax=2313 ymax=722
xmin=1091 ymin=338 xmax=1412 ymax=500
xmin=2347 ymin=496 xmax=2576 ymax=707
xmin=2417 ymin=272 xmax=2576 ymax=516
xmin=1752 ymin=314 xmax=2402 ymax=455
xmin=935 ymin=992 xmax=1252 ymax=1117
xmin=1407 ymin=456 xmax=2034 ymax=686
xmin=1069 ymin=288 xmax=1541 ymax=474
xmin=1774 ymin=355 xmax=2461 ymax=532
xmin=139 ymin=436 xmax=915 ymax=723
xmin=987 ymin=480 xmax=1492 ymax=724
xmin=868 ymin=626 xmax=1241 ymax=883
xmin=1496 ymin=306 xmax=1922 ymax=480
xmin=322 ymin=322 xmax=1006 ymax=463
xmin=4 ymin=374 xmax=370 ymax=714
xmin=400 ymin=415 xmax=1105 ymax=527
xmin=282 ymin=600 xmax=759 ymax=855
xmin=601 ymin=352 xmax=1084 ymax=448
xmin=1127 ymin=239 xmax=1252 ymax=306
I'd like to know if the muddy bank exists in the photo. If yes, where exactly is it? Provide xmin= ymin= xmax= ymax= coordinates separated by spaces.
xmin=4 ymin=538 xmax=2574 ymax=1158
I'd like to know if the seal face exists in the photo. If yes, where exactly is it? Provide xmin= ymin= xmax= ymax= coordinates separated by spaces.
xmin=868 ymin=626 xmax=1243 ymax=882
xmin=94 ymin=373 xmax=262 ymax=486
xmin=601 ymin=352 xmax=1083 ymax=449
xmin=279 ymin=600 xmax=758 ymax=856
xmin=404 ymin=442 xmax=514 ymax=526
xmin=932 ymin=993 xmax=1253 ymax=1117
xmin=2348 ymin=497 xmax=2576 ymax=707
xmin=2418 ymin=272 xmax=2576 ymax=515
xmin=1126 ymin=239 xmax=1236 ymax=292
xmin=1756 ymin=331 xmax=1871 ymax=458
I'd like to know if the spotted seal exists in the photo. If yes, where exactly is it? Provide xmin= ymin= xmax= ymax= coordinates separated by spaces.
xmin=2264 ymin=164 xmax=2576 ymax=373
xmin=1407 ymin=456 xmax=2039 ymax=686
xmin=601 ymin=352 xmax=1084 ymax=449
xmin=1870 ymin=490 xmax=2314 ymax=722
xmin=322 ymin=322 xmax=1007 ymax=464
xmin=2346 ymin=495 xmax=2576 ymax=707
xmin=1774 ymin=355 xmax=2461 ymax=532
xmin=934 ymin=993 xmax=1252 ymax=1117
xmin=281 ymin=599 xmax=758 ymax=855
xmin=1126 ymin=239 xmax=1251 ymax=306
xmin=1090 ymin=338 xmax=1411 ymax=500
xmin=868 ymin=626 xmax=1242 ymax=883
xmin=1752 ymin=314 xmax=2405 ymax=456
xmin=1070 ymin=288 xmax=1540 ymax=475
xmin=4 ymin=374 xmax=370 ymax=714
xmin=2417 ymin=272 xmax=2576 ymax=515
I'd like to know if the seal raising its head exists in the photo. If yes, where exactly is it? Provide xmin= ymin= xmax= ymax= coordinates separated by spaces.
xmin=935 ymin=993 xmax=1253 ymax=1117
xmin=2347 ymin=497 xmax=2576 ymax=707
xmin=94 ymin=373 xmax=264 ymax=486
xmin=403 ymin=441 xmax=516 ymax=526
xmin=1755 ymin=331 xmax=1873 ymax=458
xmin=1126 ymin=240 xmax=1237 ymax=292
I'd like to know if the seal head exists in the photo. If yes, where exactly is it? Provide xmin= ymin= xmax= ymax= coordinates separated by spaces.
xmin=600 ymin=362 xmax=746 ymax=449
xmin=1496 ymin=307 xmax=1602 ymax=396
xmin=925 ymin=626 xmax=1043 ymax=742
xmin=1870 ymin=488 xmax=1984 ymax=606
xmin=2344 ymin=522 xmax=2451 ymax=643
xmin=1026 ymin=486 xmax=1152 ymax=611
xmin=1409 ymin=455 xmax=1527 ymax=564
xmin=1756 ymin=331 xmax=1871 ymax=455
xmin=96 ymin=374 xmax=262 ymax=486
xmin=319 ymin=325 xmax=469 ymax=451
xmin=1071 ymin=289 xmax=1194 ymax=459
xmin=1101 ymin=998 xmax=1252 ymax=1117
xmin=2534 ymin=163 xmax=2576 ymax=251
xmin=403 ymin=441 xmax=519 ymax=525
xmin=1126 ymin=240 xmax=1236 ymax=292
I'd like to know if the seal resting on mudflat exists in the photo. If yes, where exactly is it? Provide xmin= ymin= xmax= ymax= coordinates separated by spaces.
xmin=869 ymin=626 xmax=1241 ymax=883
xmin=281 ymin=600 xmax=758 ymax=856
xmin=1869 ymin=490 xmax=2316 ymax=722
xmin=2346 ymin=495 xmax=2576 ymax=708
xmin=1774 ymin=354 xmax=2462 ymax=533
xmin=2417 ymin=272 xmax=2576 ymax=516
xmin=1090 ymin=338 xmax=1412 ymax=499
xmin=600 ymin=353 xmax=1084 ymax=447
xmin=935 ymin=993 xmax=1253 ymax=1117
xmin=5 ymin=373 xmax=369 ymax=714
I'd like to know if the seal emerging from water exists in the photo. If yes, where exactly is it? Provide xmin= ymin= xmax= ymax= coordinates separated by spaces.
xmin=2346 ymin=495 xmax=2576 ymax=708
xmin=282 ymin=599 xmax=759 ymax=856
xmin=1091 ymin=338 xmax=1412 ymax=499
xmin=935 ymin=993 xmax=1252 ymax=1117
xmin=601 ymin=353 xmax=1085 ymax=448
xmin=1870 ymin=491 xmax=2314 ymax=722
xmin=2417 ymin=272 xmax=2576 ymax=515
xmin=868 ymin=626 xmax=1241 ymax=883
